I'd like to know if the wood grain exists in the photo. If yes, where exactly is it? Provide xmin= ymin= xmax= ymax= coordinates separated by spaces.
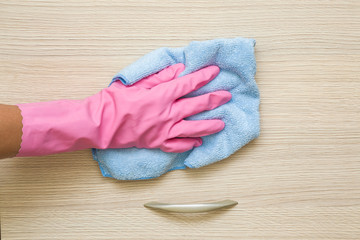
xmin=1 ymin=0 xmax=360 ymax=239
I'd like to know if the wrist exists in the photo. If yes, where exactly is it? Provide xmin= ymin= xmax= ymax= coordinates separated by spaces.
xmin=0 ymin=104 xmax=23 ymax=158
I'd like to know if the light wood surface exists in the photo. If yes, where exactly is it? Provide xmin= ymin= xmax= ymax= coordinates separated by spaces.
xmin=1 ymin=0 xmax=360 ymax=239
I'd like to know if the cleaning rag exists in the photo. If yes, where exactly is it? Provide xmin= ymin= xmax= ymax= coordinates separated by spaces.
xmin=92 ymin=37 xmax=260 ymax=180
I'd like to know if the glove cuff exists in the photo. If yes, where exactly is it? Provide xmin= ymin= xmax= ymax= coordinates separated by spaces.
xmin=16 ymin=98 xmax=99 ymax=157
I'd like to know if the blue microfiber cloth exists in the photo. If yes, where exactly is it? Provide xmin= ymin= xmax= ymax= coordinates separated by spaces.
xmin=92 ymin=37 xmax=260 ymax=180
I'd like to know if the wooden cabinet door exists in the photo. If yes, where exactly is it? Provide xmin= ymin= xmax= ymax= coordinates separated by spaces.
xmin=1 ymin=1 xmax=359 ymax=239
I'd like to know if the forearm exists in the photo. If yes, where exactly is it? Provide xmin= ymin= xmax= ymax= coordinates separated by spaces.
xmin=0 ymin=104 xmax=23 ymax=159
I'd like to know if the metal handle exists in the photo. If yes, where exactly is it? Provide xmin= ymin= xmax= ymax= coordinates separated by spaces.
xmin=144 ymin=199 xmax=238 ymax=213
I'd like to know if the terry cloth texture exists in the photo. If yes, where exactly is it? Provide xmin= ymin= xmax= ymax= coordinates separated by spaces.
xmin=92 ymin=37 xmax=260 ymax=180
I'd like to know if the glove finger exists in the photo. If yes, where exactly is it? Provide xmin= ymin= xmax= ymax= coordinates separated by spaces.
xmin=172 ymin=90 xmax=231 ymax=120
xmin=169 ymin=119 xmax=225 ymax=138
xmin=160 ymin=137 xmax=202 ymax=153
xmin=132 ymin=63 xmax=185 ymax=89
xmin=156 ymin=65 xmax=220 ymax=101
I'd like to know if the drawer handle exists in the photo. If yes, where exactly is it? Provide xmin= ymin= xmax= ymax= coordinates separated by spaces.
xmin=144 ymin=199 xmax=237 ymax=213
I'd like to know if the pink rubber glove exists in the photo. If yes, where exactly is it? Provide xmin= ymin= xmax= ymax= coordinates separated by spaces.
xmin=16 ymin=64 xmax=231 ymax=157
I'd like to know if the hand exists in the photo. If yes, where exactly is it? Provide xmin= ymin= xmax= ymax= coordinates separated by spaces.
xmin=88 ymin=63 xmax=231 ymax=152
